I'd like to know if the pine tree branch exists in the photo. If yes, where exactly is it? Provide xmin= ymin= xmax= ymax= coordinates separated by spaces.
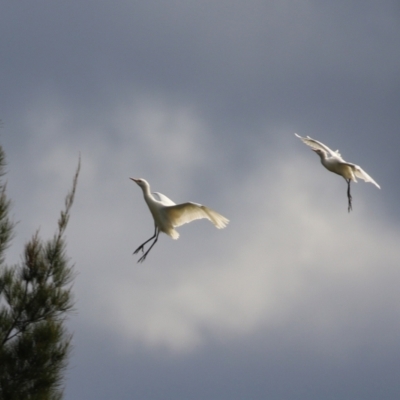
xmin=1 ymin=156 xmax=80 ymax=345
xmin=1 ymin=274 xmax=29 ymax=345
xmin=1 ymin=152 xmax=81 ymax=398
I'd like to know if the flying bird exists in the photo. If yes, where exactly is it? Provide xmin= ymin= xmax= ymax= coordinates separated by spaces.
xmin=294 ymin=133 xmax=380 ymax=212
xmin=130 ymin=178 xmax=229 ymax=262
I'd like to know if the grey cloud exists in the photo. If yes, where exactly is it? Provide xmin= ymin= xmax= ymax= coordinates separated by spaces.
xmin=1 ymin=1 xmax=400 ymax=399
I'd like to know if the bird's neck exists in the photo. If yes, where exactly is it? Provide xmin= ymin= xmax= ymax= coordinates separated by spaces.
xmin=316 ymin=152 xmax=326 ymax=164
xmin=141 ymin=185 xmax=153 ymax=203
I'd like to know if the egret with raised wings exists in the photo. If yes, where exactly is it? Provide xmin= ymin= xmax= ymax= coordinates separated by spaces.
xmin=295 ymin=133 xmax=380 ymax=212
xmin=130 ymin=178 xmax=229 ymax=262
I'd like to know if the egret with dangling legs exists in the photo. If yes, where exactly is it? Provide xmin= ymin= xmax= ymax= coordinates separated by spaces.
xmin=130 ymin=178 xmax=229 ymax=262
xmin=295 ymin=133 xmax=380 ymax=212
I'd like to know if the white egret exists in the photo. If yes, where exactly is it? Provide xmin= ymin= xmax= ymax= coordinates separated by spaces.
xmin=130 ymin=178 xmax=229 ymax=262
xmin=295 ymin=133 xmax=380 ymax=212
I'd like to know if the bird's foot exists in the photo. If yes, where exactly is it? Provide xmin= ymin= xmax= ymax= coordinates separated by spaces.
xmin=347 ymin=196 xmax=353 ymax=212
xmin=133 ymin=245 xmax=145 ymax=255
xmin=137 ymin=251 xmax=149 ymax=263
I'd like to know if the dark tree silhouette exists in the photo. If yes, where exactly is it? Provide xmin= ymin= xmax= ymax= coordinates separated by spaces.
xmin=0 ymin=145 xmax=80 ymax=400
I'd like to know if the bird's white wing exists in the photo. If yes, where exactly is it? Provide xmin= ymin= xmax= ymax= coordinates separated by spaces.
xmin=164 ymin=202 xmax=229 ymax=229
xmin=349 ymin=164 xmax=380 ymax=188
xmin=152 ymin=192 xmax=176 ymax=206
xmin=294 ymin=133 xmax=342 ymax=159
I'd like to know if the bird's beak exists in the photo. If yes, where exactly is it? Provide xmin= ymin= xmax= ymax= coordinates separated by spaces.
xmin=130 ymin=177 xmax=139 ymax=183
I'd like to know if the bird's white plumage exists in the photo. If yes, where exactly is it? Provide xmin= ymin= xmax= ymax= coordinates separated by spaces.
xmin=295 ymin=133 xmax=380 ymax=212
xmin=152 ymin=192 xmax=176 ymax=206
xmin=130 ymin=178 xmax=229 ymax=261
xmin=294 ymin=133 xmax=342 ymax=159
xmin=164 ymin=202 xmax=229 ymax=230
xmin=294 ymin=133 xmax=380 ymax=188
xmin=350 ymin=164 xmax=380 ymax=187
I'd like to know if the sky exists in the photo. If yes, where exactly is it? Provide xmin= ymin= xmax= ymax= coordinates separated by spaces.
xmin=1 ymin=1 xmax=400 ymax=399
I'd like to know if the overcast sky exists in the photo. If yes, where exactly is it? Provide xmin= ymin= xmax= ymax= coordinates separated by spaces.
xmin=2 ymin=1 xmax=400 ymax=399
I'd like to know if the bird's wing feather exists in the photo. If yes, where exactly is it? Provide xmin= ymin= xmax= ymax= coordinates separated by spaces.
xmin=348 ymin=164 xmax=380 ymax=188
xmin=164 ymin=202 xmax=229 ymax=229
xmin=152 ymin=192 xmax=176 ymax=206
xmin=294 ymin=133 xmax=342 ymax=159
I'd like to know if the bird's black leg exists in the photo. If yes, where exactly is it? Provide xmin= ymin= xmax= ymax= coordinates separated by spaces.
xmin=137 ymin=228 xmax=159 ymax=263
xmin=133 ymin=224 xmax=157 ymax=254
xmin=346 ymin=179 xmax=352 ymax=212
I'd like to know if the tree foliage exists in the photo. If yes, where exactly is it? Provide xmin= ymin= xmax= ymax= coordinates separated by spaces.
xmin=0 ymin=146 xmax=80 ymax=400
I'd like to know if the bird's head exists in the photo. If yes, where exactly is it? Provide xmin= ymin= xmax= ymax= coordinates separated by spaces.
xmin=130 ymin=178 xmax=149 ymax=189
xmin=312 ymin=148 xmax=324 ymax=157
xmin=311 ymin=148 xmax=328 ymax=162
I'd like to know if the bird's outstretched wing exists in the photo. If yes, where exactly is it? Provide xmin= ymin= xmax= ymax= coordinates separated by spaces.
xmin=348 ymin=164 xmax=380 ymax=188
xmin=295 ymin=133 xmax=342 ymax=159
xmin=153 ymin=192 xmax=176 ymax=206
xmin=164 ymin=202 xmax=229 ymax=229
